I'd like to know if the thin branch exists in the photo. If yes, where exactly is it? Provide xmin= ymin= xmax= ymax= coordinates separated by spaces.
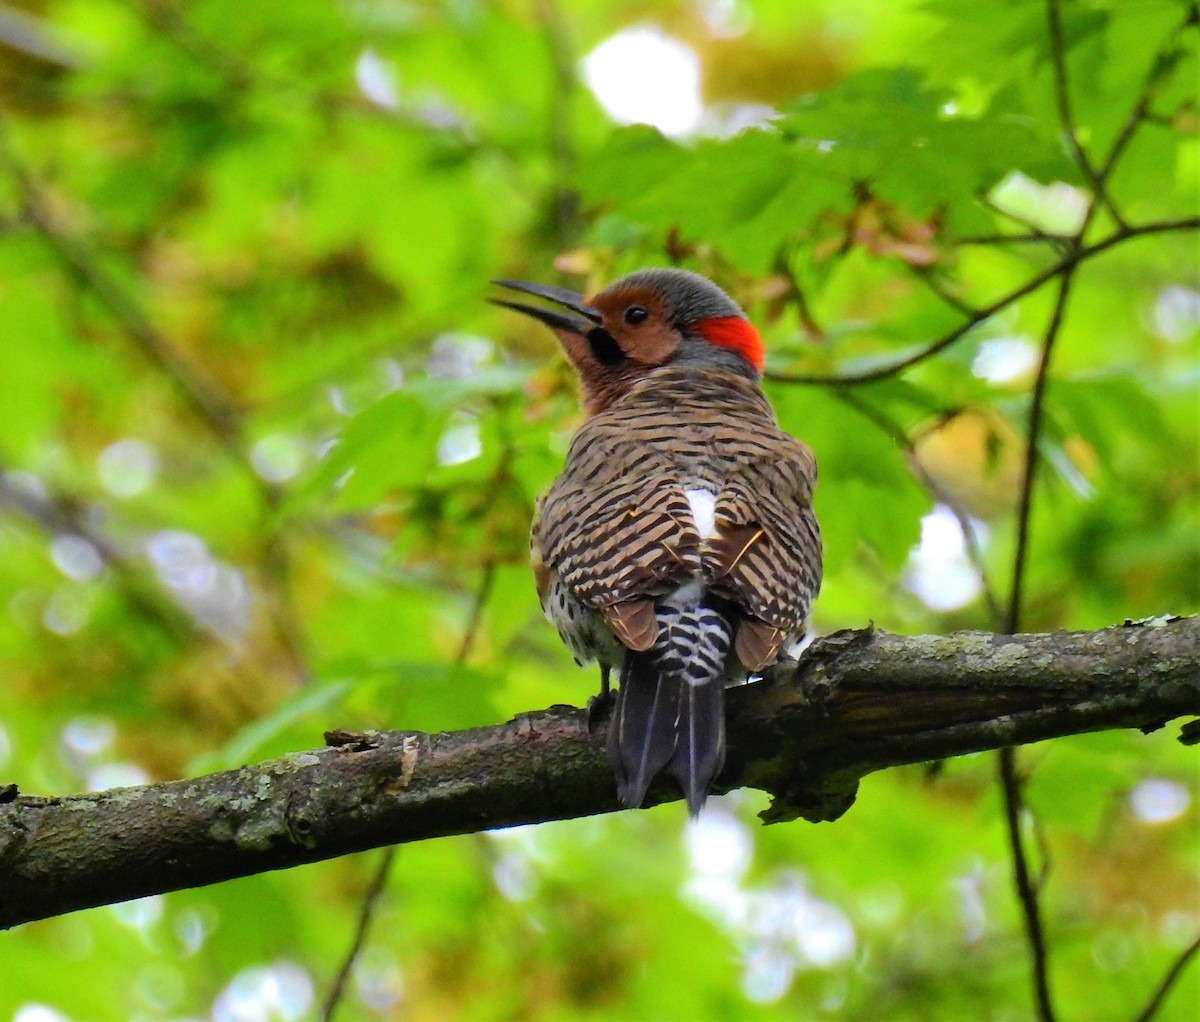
xmin=999 ymin=747 xmax=1057 ymax=1022
xmin=766 ymin=216 xmax=1200 ymax=386
xmin=1091 ymin=4 xmax=1198 ymax=232
xmin=768 ymin=261 xmax=1054 ymax=385
xmin=954 ymin=231 xmax=1064 ymax=247
xmin=455 ymin=558 xmax=498 ymax=664
xmin=321 ymin=550 xmax=499 ymax=1019
xmin=774 ymin=245 xmax=827 ymax=341
xmin=1133 ymin=931 xmax=1200 ymax=1022
xmin=977 ymin=194 xmax=1072 ymax=243
xmin=995 ymin=213 xmax=1079 ymax=1022
xmin=320 ymin=846 xmax=397 ymax=1022
xmin=772 ymin=33 xmax=1196 ymax=387
xmin=1006 ymin=267 xmax=1077 ymax=632
xmin=988 ymin=29 xmax=1200 ymax=1016
xmin=0 ymin=124 xmax=247 ymax=460
xmin=1045 ymin=0 xmax=1120 ymax=228
xmin=1031 ymin=811 xmax=1053 ymax=892
xmin=1098 ymin=70 xmax=1164 ymax=189
xmin=1001 ymin=11 xmax=1114 ymax=997
xmin=985 ymin=9 xmax=1200 ymax=996
xmin=789 ymin=279 xmax=826 ymax=342
xmin=908 ymin=264 xmax=981 ymax=318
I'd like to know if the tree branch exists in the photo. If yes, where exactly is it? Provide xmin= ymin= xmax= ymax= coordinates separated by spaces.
xmin=1134 ymin=930 xmax=1200 ymax=1022
xmin=999 ymin=239 xmax=1080 ymax=1022
xmin=0 ymin=123 xmax=248 ymax=461
xmin=1045 ymin=0 xmax=1116 ymax=228
xmin=999 ymin=746 xmax=1057 ymax=1021
xmin=320 ymin=541 xmax=499 ymax=1018
xmin=767 ymin=217 xmax=1200 ymax=387
xmin=320 ymin=846 xmax=397 ymax=1022
xmin=1 ymin=618 xmax=1196 ymax=930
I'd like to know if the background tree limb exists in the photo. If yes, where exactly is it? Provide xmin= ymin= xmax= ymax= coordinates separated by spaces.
xmin=2 ymin=616 xmax=1196 ymax=931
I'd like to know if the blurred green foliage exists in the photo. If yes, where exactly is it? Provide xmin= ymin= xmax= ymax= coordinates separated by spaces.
xmin=0 ymin=0 xmax=1196 ymax=1019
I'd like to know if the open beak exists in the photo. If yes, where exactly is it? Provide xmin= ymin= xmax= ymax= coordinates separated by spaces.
xmin=490 ymin=279 xmax=602 ymax=335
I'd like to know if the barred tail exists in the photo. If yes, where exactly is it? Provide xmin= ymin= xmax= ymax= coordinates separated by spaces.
xmin=668 ymin=668 xmax=726 ymax=817
xmin=607 ymin=607 xmax=731 ymax=816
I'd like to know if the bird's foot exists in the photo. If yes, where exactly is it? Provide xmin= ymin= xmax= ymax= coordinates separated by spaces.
xmin=586 ymin=688 xmax=616 ymax=731
xmin=585 ymin=665 xmax=615 ymax=731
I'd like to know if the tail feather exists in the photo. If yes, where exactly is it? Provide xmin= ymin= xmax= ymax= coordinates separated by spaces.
xmin=667 ymin=676 xmax=726 ymax=818
xmin=608 ymin=652 xmax=679 ymax=809
xmin=607 ymin=607 xmax=731 ymax=814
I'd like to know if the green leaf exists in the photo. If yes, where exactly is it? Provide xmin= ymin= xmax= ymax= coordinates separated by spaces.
xmin=293 ymin=388 xmax=449 ymax=510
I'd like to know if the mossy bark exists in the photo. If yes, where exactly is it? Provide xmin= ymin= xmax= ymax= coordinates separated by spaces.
xmin=2 ymin=617 xmax=1196 ymax=929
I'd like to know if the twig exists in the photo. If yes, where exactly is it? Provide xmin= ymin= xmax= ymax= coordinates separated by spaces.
xmin=993 ymin=16 xmax=1106 ymax=1009
xmin=766 ymin=216 xmax=1200 ymax=386
xmin=0 ymin=123 xmax=246 ymax=459
xmin=1092 ymin=5 xmax=1197 ymax=230
xmin=995 ymin=236 xmax=1078 ymax=1022
xmin=789 ymin=279 xmax=826 ymax=342
xmin=319 ymin=846 xmax=397 ymax=1022
xmin=1098 ymin=76 xmax=1161 ymax=190
xmin=977 ymin=193 xmax=1072 ymax=243
xmin=1031 ymin=811 xmax=1053 ymax=892
xmin=455 ymin=558 xmax=498 ymax=664
xmin=908 ymin=264 xmax=980 ymax=317
xmin=955 ymin=231 xmax=1063 ymax=246
xmin=772 ymin=2 xmax=1195 ymax=391
xmin=987 ymin=9 xmax=1198 ymax=996
xmin=1006 ymin=267 xmax=1076 ymax=632
xmin=1045 ymin=0 xmax=1120 ymax=228
xmin=1133 ymin=931 xmax=1200 ymax=1022
xmin=993 ymin=47 xmax=1087 ymax=991
xmin=319 ymin=553 xmax=498 ymax=1019
xmin=774 ymin=245 xmax=826 ymax=341
xmin=999 ymin=747 xmax=1057 ymax=1022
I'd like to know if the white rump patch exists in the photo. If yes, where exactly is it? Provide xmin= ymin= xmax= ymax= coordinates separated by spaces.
xmin=684 ymin=488 xmax=717 ymax=539
xmin=787 ymin=631 xmax=816 ymax=658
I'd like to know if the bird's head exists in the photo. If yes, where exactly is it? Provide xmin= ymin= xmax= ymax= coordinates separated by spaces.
xmin=493 ymin=268 xmax=764 ymax=415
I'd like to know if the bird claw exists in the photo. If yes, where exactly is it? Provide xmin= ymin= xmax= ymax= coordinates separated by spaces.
xmin=586 ymin=688 xmax=616 ymax=731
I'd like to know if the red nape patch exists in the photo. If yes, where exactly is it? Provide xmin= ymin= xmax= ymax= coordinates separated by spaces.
xmin=695 ymin=316 xmax=765 ymax=372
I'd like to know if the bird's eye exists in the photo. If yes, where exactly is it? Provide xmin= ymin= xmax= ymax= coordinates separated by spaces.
xmin=623 ymin=305 xmax=649 ymax=325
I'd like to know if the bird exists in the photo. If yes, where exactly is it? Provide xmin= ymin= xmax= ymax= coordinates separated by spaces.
xmin=493 ymin=268 xmax=822 ymax=815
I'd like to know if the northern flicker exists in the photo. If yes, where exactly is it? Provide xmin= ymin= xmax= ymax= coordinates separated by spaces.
xmin=494 ymin=268 xmax=821 ymax=815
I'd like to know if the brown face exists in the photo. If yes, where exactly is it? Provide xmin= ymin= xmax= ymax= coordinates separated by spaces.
xmin=492 ymin=279 xmax=685 ymax=416
xmin=587 ymin=285 xmax=681 ymax=367
xmin=493 ymin=271 xmax=765 ymax=415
